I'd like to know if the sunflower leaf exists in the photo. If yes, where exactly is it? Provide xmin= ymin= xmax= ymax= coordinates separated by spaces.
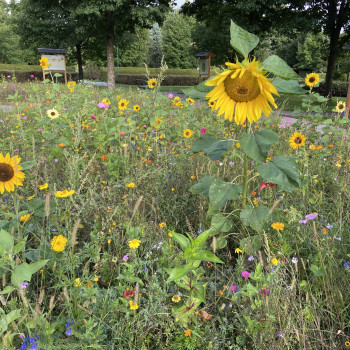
xmin=257 ymin=156 xmax=302 ymax=191
xmin=209 ymin=181 xmax=242 ymax=209
xmin=272 ymin=76 xmax=305 ymax=95
xmin=230 ymin=21 xmax=259 ymax=58
xmin=189 ymin=175 xmax=217 ymax=197
xmin=239 ymin=130 xmax=279 ymax=163
xmin=240 ymin=207 xmax=271 ymax=232
xmin=263 ymin=55 xmax=300 ymax=80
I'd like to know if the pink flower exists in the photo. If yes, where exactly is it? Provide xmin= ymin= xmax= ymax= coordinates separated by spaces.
xmin=14 ymin=149 xmax=19 ymax=152
xmin=200 ymin=128 xmax=207 ymax=134
xmin=91 ymin=115 xmax=96 ymax=119
xmin=30 ymin=75 xmax=34 ymax=78
xmin=242 ymin=271 xmax=250 ymax=279
xmin=11 ymin=84 xmax=16 ymax=87
xmin=168 ymin=93 xmax=173 ymax=98
xmin=119 ymin=131 xmax=125 ymax=135
xmin=230 ymin=285 xmax=238 ymax=292
xmin=23 ymin=116 xmax=27 ymax=120
xmin=259 ymin=288 xmax=270 ymax=296
xmin=260 ymin=181 xmax=275 ymax=191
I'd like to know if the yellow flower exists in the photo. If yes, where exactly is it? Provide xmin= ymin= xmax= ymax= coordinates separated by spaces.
xmin=128 ymin=239 xmax=141 ymax=249
xmin=133 ymin=104 xmax=140 ymax=112
xmin=309 ymin=145 xmax=316 ymax=150
xmin=118 ymin=99 xmax=129 ymax=111
xmin=55 ymin=189 xmax=75 ymax=198
xmin=184 ymin=329 xmax=191 ymax=337
xmin=172 ymin=295 xmax=181 ymax=302
xmin=39 ymin=57 xmax=50 ymax=69
xmin=74 ymin=278 xmax=82 ymax=287
xmin=186 ymin=97 xmax=195 ymax=105
xmin=20 ymin=213 xmax=31 ymax=223
xmin=102 ymin=98 xmax=111 ymax=105
xmin=205 ymin=58 xmax=279 ymax=125
xmin=129 ymin=300 xmax=139 ymax=310
xmin=235 ymin=248 xmax=243 ymax=254
xmin=183 ymin=129 xmax=193 ymax=138
xmin=168 ymin=232 xmax=173 ymax=237
xmin=0 ymin=153 xmax=25 ymax=194
xmin=51 ymin=235 xmax=67 ymax=252
xmin=67 ymin=81 xmax=76 ymax=88
xmin=126 ymin=182 xmax=136 ymax=188
xmin=38 ymin=183 xmax=48 ymax=190
xmin=271 ymin=222 xmax=284 ymax=231
xmin=94 ymin=275 xmax=99 ymax=282
xmin=289 ymin=132 xmax=306 ymax=149
xmin=236 ymin=142 xmax=240 ymax=148
xmin=147 ymin=78 xmax=157 ymax=89
xmin=305 ymin=73 xmax=319 ymax=87
xmin=47 ymin=109 xmax=60 ymax=119
xmin=208 ymin=99 xmax=216 ymax=111
xmin=159 ymin=222 xmax=166 ymax=228
xmin=335 ymin=101 xmax=346 ymax=113
xmin=27 ymin=195 xmax=35 ymax=201
xmin=271 ymin=258 xmax=278 ymax=265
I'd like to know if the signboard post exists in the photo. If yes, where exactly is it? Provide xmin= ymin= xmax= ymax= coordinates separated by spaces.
xmin=38 ymin=48 xmax=68 ymax=83
xmin=195 ymin=52 xmax=215 ymax=83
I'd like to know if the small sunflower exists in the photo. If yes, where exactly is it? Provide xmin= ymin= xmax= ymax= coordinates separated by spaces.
xmin=0 ymin=153 xmax=25 ymax=194
xmin=147 ymin=78 xmax=157 ymax=89
xmin=133 ymin=105 xmax=140 ymax=112
xmin=186 ymin=97 xmax=195 ymax=105
xmin=102 ymin=98 xmax=111 ymax=105
xmin=305 ymin=73 xmax=319 ymax=87
xmin=39 ymin=57 xmax=50 ymax=69
xmin=118 ymin=99 xmax=129 ymax=111
xmin=289 ymin=132 xmax=306 ymax=149
xmin=205 ymin=58 xmax=279 ymax=125
xmin=47 ymin=109 xmax=60 ymax=119
xmin=208 ymin=99 xmax=216 ymax=111
xmin=67 ymin=81 xmax=76 ymax=88
xmin=183 ymin=129 xmax=193 ymax=138
xmin=335 ymin=101 xmax=346 ymax=113
xmin=172 ymin=295 xmax=181 ymax=303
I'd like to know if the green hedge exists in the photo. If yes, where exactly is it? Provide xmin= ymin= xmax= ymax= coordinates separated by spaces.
xmin=0 ymin=70 xmax=78 ymax=82
xmin=313 ymin=81 xmax=349 ymax=97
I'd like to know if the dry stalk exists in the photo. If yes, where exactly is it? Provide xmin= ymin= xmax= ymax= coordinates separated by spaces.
xmin=130 ymin=196 xmax=144 ymax=222
xmin=44 ymin=193 xmax=51 ymax=217
xmin=71 ymin=218 xmax=81 ymax=247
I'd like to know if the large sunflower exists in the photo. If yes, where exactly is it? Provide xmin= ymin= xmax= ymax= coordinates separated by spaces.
xmin=0 ymin=153 xmax=25 ymax=194
xmin=289 ymin=132 xmax=306 ymax=149
xmin=205 ymin=59 xmax=279 ymax=125
xmin=39 ymin=57 xmax=50 ymax=70
xmin=305 ymin=73 xmax=319 ymax=87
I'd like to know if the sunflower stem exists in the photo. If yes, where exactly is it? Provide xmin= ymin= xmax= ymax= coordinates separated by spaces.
xmin=241 ymin=125 xmax=251 ymax=209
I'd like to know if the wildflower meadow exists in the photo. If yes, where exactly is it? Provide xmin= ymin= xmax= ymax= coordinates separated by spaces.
xmin=1 ymin=21 xmax=350 ymax=350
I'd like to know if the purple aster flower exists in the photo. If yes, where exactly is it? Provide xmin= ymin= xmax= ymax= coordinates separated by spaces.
xmin=248 ymin=256 xmax=254 ymax=262
xmin=20 ymin=282 xmax=29 ymax=289
xmin=29 ymin=345 xmax=37 ymax=350
xmin=123 ymin=254 xmax=129 ymax=262
xmin=229 ymin=161 xmax=235 ymax=166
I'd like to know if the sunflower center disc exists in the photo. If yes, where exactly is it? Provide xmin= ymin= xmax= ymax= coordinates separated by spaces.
xmin=294 ymin=137 xmax=302 ymax=144
xmin=0 ymin=163 xmax=15 ymax=182
xmin=309 ymin=77 xmax=315 ymax=83
xmin=224 ymin=71 xmax=261 ymax=102
xmin=51 ymin=112 xmax=56 ymax=116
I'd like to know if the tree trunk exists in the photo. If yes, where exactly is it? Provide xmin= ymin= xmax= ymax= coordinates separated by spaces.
xmin=106 ymin=21 xmax=115 ymax=91
xmin=324 ymin=30 xmax=340 ymax=98
xmin=76 ymin=42 xmax=84 ymax=81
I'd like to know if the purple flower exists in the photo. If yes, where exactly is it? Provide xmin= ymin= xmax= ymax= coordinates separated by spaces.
xmin=259 ymin=288 xmax=270 ymax=296
xmin=168 ymin=93 xmax=173 ymax=98
xmin=279 ymin=124 xmax=286 ymax=129
xmin=242 ymin=271 xmax=250 ymax=279
xmin=344 ymin=261 xmax=350 ymax=269
xmin=11 ymin=84 xmax=16 ymax=87
xmin=230 ymin=285 xmax=238 ymax=292
xmin=30 ymin=75 xmax=35 ymax=78
xmin=65 ymin=328 xmax=72 ymax=336
xmin=97 ymin=102 xmax=109 ymax=109
xmin=248 ymin=256 xmax=254 ymax=262
xmin=292 ymin=257 xmax=298 ymax=264
xmin=300 ymin=212 xmax=318 ymax=224
xmin=14 ymin=149 xmax=19 ymax=152
xmin=200 ymin=128 xmax=207 ymax=134
xmin=23 ymin=116 xmax=28 ymax=120
xmin=123 ymin=254 xmax=129 ymax=262
xmin=20 ymin=282 xmax=29 ymax=289
xmin=229 ymin=161 xmax=235 ymax=166
xmin=38 ymin=128 xmax=43 ymax=132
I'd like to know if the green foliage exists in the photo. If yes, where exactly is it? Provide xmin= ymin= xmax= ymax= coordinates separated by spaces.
xmin=148 ymin=23 xmax=163 ymax=68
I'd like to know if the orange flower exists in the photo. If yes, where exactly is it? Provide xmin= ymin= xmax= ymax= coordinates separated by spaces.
xmin=102 ymin=154 xmax=109 ymax=161
xmin=322 ymin=227 xmax=327 ymax=234
xmin=58 ymin=143 xmax=65 ymax=147
xmin=184 ymin=329 xmax=191 ymax=337
xmin=219 ymin=290 xmax=223 ymax=296
xmin=251 ymin=191 xmax=256 ymax=196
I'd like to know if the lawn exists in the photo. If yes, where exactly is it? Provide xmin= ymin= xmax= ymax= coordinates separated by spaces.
xmin=0 ymin=74 xmax=349 ymax=350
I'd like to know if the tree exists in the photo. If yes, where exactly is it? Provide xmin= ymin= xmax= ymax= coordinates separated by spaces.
xmin=162 ymin=12 xmax=197 ymax=68
xmin=148 ymin=23 xmax=163 ymax=68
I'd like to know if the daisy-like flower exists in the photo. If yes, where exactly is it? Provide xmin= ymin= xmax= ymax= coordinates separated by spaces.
xmin=47 ymin=109 xmax=60 ymax=119
xmin=123 ymin=288 xmax=135 ymax=299
xmin=235 ymin=248 xmax=243 ymax=254
xmin=126 ymin=182 xmax=136 ymax=188
xmin=159 ymin=222 xmax=166 ymax=228
xmin=38 ymin=183 xmax=48 ymax=190
xmin=147 ymin=78 xmax=157 ymax=89
xmin=67 ymin=81 xmax=76 ymax=88
xmin=39 ymin=56 xmax=50 ymax=69
xmin=74 ymin=278 xmax=82 ymax=287
xmin=186 ymin=97 xmax=195 ymax=105
xmin=20 ymin=213 xmax=31 ymax=223
xmin=118 ymin=99 xmax=129 ymax=111
xmin=183 ymin=129 xmax=193 ymax=138
xmin=133 ymin=105 xmax=140 ymax=112
xmin=305 ymin=73 xmax=319 ymax=87
xmin=271 ymin=258 xmax=278 ymax=265
xmin=55 ymin=189 xmax=75 ymax=198
xmin=172 ymin=294 xmax=181 ymax=303
xmin=129 ymin=300 xmax=139 ymax=310
xmin=335 ymin=101 xmax=346 ymax=113
xmin=271 ymin=222 xmax=284 ymax=231
xmin=208 ymin=99 xmax=216 ymax=111
xmin=101 ymin=98 xmax=111 ymax=105
xmin=184 ymin=329 xmax=191 ymax=337
xmin=51 ymin=235 xmax=67 ymax=252
xmin=0 ymin=153 xmax=25 ymax=194
xmin=128 ymin=239 xmax=141 ymax=249
xmin=205 ymin=58 xmax=279 ymax=125
xmin=242 ymin=271 xmax=250 ymax=279
xmin=289 ymin=132 xmax=306 ymax=149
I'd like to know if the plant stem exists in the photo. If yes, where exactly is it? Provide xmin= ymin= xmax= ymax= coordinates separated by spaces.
xmin=241 ymin=125 xmax=251 ymax=209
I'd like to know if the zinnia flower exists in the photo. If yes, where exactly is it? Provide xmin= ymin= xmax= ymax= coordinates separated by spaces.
xmin=305 ymin=73 xmax=319 ymax=87
xmin=51 ymin=235 xmax=67 ymax=252
xmin=242 ymin=271 xmax=250 ymax=279
xmin=289 ymin=132 xmax=306 ymax=149
xmin=147 ymin=78 xmax=157 ymax=89
xmin=205 ymin=58 xmax=279 ymax=125
xmin=184 ymin=329 xmax=191 ymax=337
xmin=128 ymin=239 xmax=141 ymax=249
xmin=0 ymin=153 xmax=25 ymax=194
xmin=271 ymin=222 xmax=284 ymax=231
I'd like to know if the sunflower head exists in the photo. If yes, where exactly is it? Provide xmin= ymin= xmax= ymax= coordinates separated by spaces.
xmin=118 ymin=99 xmax=129 ymax=111
xmin=147 ymin=78 xmax=157 ymax=89
xmin=39 ymin=57 xmax=50 ymax=70
xmin=133 ymin=105 xmax=140 ymax=112
xmin=47 ymin=109 xmax=60 ymax=119
xmin=289 ymin=132 xmax=306 ymax=149
xmin=0 ymin=153 xmax=25 ymax=194
xmin=335 ymin=101 xmax=346 ymax=113
xmin=205 ymin=58 xmax=279 ymax=125
xmin=183 ymin=129 xmax=193 ymax=138
xmin=305 ymin=73 xmax=319 ymax=87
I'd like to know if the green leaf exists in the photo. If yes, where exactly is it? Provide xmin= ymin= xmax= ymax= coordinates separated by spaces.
xmin=272 ymin=77 xmax=305 ymax=95
xmin=13 ymin=237 xmax=27 ymax=255
xmin=192 ymin=283 xmax=207 ymax=303
xmin=191 ymin=133 xmax=233 ymax=161
xmin=209 ymin=181 xmax=242 ymax=209
xmin=263 ymin=55 xmax=300 ymax=80
xmin=211 ymin=213 xmax=232 ymax=232
xmin=193 ymin=227 xmax=216 ymax=249
xmin=53 ymin=73 xmax=63 ymax=77
xmin=257 ymin=156 xmax=302 ymax=191
xmin=166 ymin=265 xmax=195 ymax=283
xmin=0 ymin=229 xmax=14 ymax=252
xmin=20 ymin=161 xmax=36 ymax=170
xmin=28 ymin=260 xmax=49 ymax=275
xmin=189 ymin=176 xmax=216 ymax=197
xmin=240 ymin=207 xmax=270 ymax=232
xmin=192 ymin=250 xmax=224 ymax=264
xmin=0 ymin=220 xmax=9 ymax=229
xmin=310 ymin=264 xmax=325 ymax=277
xmin=213 ymin=235 xmax=227 ymax=250
xmin=239 ymin=130 xmax=279 ymax=163
xmin=245 ymin=283 xmax=260 ymax=297
xmin=26 ymin=198 xmax=44 ymax=212
xmin=239 ymin=235 xmax=263 ymax=255
xmin=11 ymin=260 xmax=48 ymax=287
xmin=181 ymin=79 xmax=214 ymax=100
xmin=171 ymin=232 xmax=190 ymax=251
xmin=0 ymin=286 xmax=15 ymax=295
xmin=230 ymin=20 xmax=259 ymax=58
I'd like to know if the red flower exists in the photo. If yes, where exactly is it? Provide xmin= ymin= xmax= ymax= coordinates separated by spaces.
xmin=123 ymin=289 xmax=135 ymax=298
xmin=260 ymin=181 xmax=275 ymax=190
